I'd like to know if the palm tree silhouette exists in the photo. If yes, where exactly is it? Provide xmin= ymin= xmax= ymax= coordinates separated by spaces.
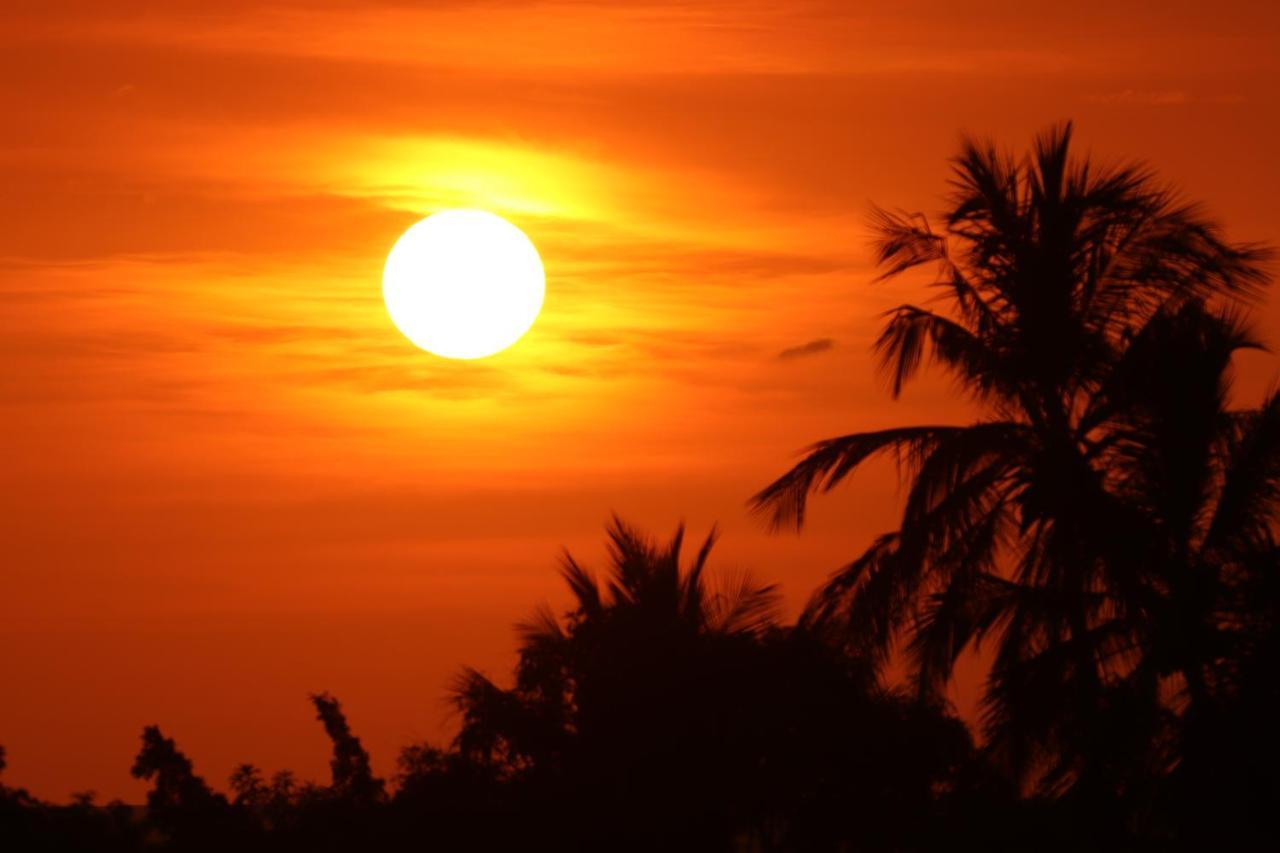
xmin=1102 ymin=302 xmax=1280 ymax=839
xmin=453 ymin=517 xmax=780 ymax=765
xmin=752 ymin=123 xmax=1274 ymax=799
xmin=452 ymin=518 xmax=780 ymax=849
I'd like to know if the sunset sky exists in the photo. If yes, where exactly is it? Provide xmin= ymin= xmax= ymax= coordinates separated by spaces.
xmin=3 ymin=1 xmax=1279 ymax=801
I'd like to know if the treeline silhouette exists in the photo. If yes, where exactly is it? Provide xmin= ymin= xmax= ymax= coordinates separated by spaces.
xmin=3 ymin=124 xmax=1278 ymax=851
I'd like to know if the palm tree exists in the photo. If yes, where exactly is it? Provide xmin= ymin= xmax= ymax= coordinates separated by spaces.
xmin=453 ymin=517 xmax=780 ymax=772
xmin=751 ymin=123 xmax=1274 ymax=798
xmin=1101 ymin=302 xmax=1280 ymax=838
xmin=451 ymin=518 xmax=780 ymax=850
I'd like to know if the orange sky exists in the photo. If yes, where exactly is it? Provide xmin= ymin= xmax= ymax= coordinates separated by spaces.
xmin=3 ymin=1 xmax=1279 ymax=802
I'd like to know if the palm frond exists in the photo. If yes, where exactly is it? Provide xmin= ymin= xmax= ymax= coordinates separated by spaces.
xmin=559 ymin=552 xmax=603 ymax=618
xmin=868 ymin=206 xmax=946 ymax=281
xmin=704 ymin=567 xmax=781 ymax=636
xmin=750 ymin=425 xmax=965 ymax=530
xmin=1202 ymin=390 xmax=1280 ymax=558
xmin=875 ymin=304 xmax=1006 ymax=399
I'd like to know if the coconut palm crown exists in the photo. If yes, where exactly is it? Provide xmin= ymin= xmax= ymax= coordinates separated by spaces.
xmin=752 ymin=122 xmax=1276 ymax=794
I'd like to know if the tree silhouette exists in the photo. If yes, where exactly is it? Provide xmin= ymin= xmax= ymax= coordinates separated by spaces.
xmin=228 ymin=764 xmax=268 ymax=811
xmin=452 ymin=518 xmax=979 ymax=850
xmin=752 ymin=123 xmax=1275 ymax=814
xmin=2 ymin=744 xmax=141 ymax=853
xmin=130 ymin=726 xmax=240 ymax=850
xmin=310 ymin=692 xmax=385 ymax=804
xmin=1107 ymin=303 xmax=1280 ymax=841
xmin=130 ymin=727 xmax=224 ymax=817
xmin=451 ymin=519 xmax=778 ymax=848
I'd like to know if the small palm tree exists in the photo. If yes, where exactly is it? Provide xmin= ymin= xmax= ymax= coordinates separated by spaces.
xmin=452 ymin=518 xmax=780 ymax=849
xmin=752 ymin=123 xmax=1273 ymax=795
xmin=453 ymin=517 xmax=780 ymax=769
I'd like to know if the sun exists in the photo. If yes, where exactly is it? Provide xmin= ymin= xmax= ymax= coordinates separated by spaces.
xmin=382 ymin=210 xmax=545 ymax=359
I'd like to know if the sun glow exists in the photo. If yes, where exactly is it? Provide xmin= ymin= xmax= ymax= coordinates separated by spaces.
xmin=382 ymin=210 xmax=545 ymax=359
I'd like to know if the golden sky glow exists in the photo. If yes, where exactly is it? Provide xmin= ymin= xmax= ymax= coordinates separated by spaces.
xmin=2 ymin=0 xmax=1279 ymax=801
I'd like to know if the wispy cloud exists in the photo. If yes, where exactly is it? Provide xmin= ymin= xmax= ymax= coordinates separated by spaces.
xmin=777 ymin=337 xmax=835 ymax=360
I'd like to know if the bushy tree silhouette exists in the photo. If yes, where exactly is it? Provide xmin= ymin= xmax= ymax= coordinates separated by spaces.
xmin=130 ymin=726 xmax=242 ymax=850
xmin=228 ymin=764 xmax=268 ymax=811
xmin=310 ymin=692 xmax=385 ymax=803
xmin=130 ymin=727 xmax=224 ymax=818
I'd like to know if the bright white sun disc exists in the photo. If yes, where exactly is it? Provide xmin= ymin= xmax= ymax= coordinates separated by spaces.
xmin=382 ymin=210 xmax=545 ymax=359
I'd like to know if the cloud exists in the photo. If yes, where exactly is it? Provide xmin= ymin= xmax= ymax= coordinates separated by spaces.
xmin=777 ymin=337 xmax=834 ymax=360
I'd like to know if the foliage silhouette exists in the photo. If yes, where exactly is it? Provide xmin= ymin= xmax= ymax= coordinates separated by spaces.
xmin=0 ymin=523 xmax=1022 ymax=852
xmin=310 ymin=692 xmax=386 ymax=803
xmin=446 ymin=517 xmax=987 ymax=850
xmin=752 ymin=122 xmax=1278 ymax=835
xmin=128 ymin=726 xmax=247 ymax=851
